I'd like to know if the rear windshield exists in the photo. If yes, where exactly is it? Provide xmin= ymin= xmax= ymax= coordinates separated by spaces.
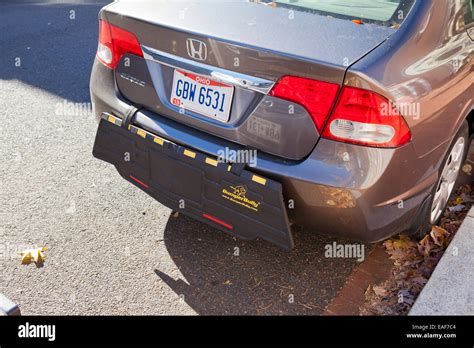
xmin=257 ymin=0 xmax=415 ymax=26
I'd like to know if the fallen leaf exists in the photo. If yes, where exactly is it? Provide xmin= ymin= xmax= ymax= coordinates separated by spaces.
xmin=392 ymin=234 xmax=416 ymax=249
xmin=383 ymin=239 xmax=395 ymax=251
xmin=460 ymin=193 xmax=473 ymax=203
xmin=430 ymin=226 xmax=450 ymax=247
xmin=21 ymin=247 xmax=47 ymax=265
xmin=461 ymin=164 xmax=472 ymax=174
xmin=448 ymin=204 xmax=465 ymax=212
xmin=360 ymin=183 xmax=472 ymax=316
xmin=372 ymin=285 xmax=388 ymax=297
xmin=418 ymin=234 xmax=432 ymax=256
xmin=410 ymin=276 xmax=428 ymax=286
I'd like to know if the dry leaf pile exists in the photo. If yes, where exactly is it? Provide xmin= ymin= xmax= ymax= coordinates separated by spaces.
xmin=361 ymin=184 xmax=473 ymax=315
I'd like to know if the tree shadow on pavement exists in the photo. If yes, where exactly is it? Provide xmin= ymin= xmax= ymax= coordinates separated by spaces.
xmin=155 ymin=214 xmax=363 ymax=315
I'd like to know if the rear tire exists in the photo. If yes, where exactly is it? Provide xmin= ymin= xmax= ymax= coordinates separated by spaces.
xmin=413 ymin=120 xmax=469 ymax=239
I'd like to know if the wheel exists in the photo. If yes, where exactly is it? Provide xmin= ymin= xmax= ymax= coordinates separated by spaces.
xmin=413 ymin=120 xmax=469 ymax=238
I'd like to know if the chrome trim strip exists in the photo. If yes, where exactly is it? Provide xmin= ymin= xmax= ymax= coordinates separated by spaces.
xmin=141 ymin=45 xmax=275 ymax=94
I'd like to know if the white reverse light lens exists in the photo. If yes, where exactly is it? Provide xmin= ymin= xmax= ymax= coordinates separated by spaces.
xmin=97 ymin=44 xmax=113 ymax=64
xmin=329 ymin=119 xmax=395 ymax=144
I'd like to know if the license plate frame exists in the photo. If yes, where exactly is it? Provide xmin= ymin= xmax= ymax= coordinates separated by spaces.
xmin=170 ymin=69 xmax=234 ymax=123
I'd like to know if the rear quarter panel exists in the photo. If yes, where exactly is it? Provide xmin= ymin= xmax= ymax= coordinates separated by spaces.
xmin=345 ymin=0 xmax=473 ymax=158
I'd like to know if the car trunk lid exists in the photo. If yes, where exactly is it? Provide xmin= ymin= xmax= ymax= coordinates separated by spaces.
xmin=102 ymin=1 xmax=397 ymax=160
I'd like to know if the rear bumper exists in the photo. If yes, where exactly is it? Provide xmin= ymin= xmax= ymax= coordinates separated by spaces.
xmin=91 ymin=59 xmax=444 ymax=243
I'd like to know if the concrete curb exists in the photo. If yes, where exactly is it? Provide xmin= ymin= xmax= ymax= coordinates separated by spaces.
xmin=409 ymin=206 xmax=474 ymax=315
xmin=0 ymin=293 xmax=21 ymax=316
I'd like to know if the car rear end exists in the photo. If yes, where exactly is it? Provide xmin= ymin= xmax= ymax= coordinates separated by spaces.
xmin=91 ymin=0 xmax=424 ymax=248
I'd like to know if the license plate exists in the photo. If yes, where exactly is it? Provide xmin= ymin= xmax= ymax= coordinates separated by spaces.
xmin=170 ymin=70 xmax=234 ymax=122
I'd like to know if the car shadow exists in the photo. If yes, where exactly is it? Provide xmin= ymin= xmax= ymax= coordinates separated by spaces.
xmin=155 ymin=214 xmax=364 ymax=315
xmin=155 ymin=142 xmax=473 ymax=315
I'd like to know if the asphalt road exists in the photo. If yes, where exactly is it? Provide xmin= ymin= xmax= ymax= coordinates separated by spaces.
xmin=0 ymin=1 xmax=360 ymax=315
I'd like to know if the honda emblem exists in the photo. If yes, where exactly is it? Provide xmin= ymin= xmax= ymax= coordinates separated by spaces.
xmin=186 ymin=38 xmax=207 ymax=61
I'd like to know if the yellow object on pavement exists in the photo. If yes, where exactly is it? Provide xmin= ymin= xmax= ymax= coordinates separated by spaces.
xmin=21 ymin=247 xmax=47 ymax=265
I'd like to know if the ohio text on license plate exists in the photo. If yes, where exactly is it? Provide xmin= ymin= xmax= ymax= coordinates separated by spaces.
xmin=170 ymin=70 xmax=234 ymax=122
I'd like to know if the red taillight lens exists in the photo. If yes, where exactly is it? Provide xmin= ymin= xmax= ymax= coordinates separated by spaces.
xmin=97 ymin=19 xmax=143 ymax=69
xmin=321 ymin=86 xmax=411 ymax=147
xmin=269 ymin=76 xmax=339 ymax=132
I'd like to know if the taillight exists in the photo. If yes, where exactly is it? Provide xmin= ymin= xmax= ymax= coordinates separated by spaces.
xmin=269 ymin=76 xmax=339 ymax=132
xmin=321 ymin=86 xmax=411 ymax=147
xmin=97 ymin=19 xmax=143 ymax=69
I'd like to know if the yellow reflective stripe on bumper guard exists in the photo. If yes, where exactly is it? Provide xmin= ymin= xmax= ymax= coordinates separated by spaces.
xmin=153 ymin=137 xmax=164 ymax=146
xmin=126 ymin=123 xmax=166 ymax=147
xmin=102 ymin=112 xmax=268 ymax=187
xmin=136 ymin=129 xmax=146 ymax=138
xmin=205 ymin=158 xmax=218 ymax=167
xmin=184 ymin=149 xmax=196 ymax=159
xmin=252 ymin=175 xmax=267 ymax=186
xmin=107 ymin=115 xmax=120 ymax=126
